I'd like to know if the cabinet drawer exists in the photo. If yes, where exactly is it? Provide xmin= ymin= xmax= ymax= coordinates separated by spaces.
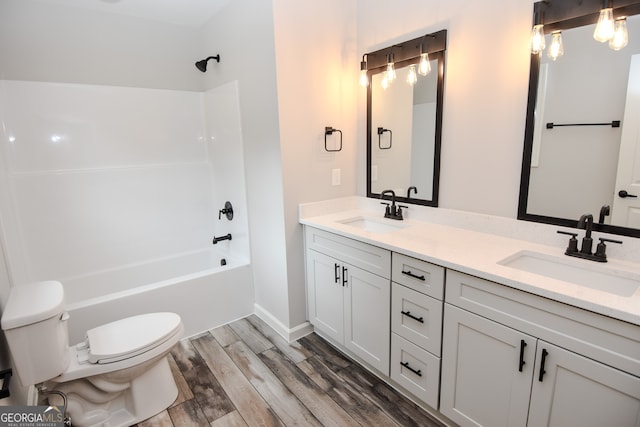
xmin=305 ymin=227 xmax=390 ymax=278
xmin=391 ymin=333 xmax=440 ymax=409
xmin=392 ymin=253 xmax=444 ymax=299
xmin=446 ymin=270 xmax=640 ymax=377
xmin=391 ymin=283 xmax=442 ymax=356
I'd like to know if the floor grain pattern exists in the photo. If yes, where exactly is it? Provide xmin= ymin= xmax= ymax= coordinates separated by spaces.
xmin=135 ymin=315 xmax=445 ymax=427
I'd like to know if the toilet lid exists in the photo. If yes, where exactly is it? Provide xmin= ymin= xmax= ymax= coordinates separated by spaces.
xmin=86 ymin=312 xmax=182 ymax=364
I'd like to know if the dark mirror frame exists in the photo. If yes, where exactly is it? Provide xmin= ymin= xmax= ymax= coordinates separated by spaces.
xmin=519 ymin=0 xmax=640 ymax=238
xmin=366 ymin=30 xmax=447 ymax=207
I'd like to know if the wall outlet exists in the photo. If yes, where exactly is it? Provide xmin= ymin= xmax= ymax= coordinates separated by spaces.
xmin=331 ymin=168 xmax=341 ymax=186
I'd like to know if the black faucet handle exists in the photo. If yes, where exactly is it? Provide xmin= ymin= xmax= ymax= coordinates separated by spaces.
xmin=594 ymin=237 xmax=623 ymax=262
xmin=396 ymin=205 xmax=408 ymax=219
xmin=380 ymin=202 xmax=391 ymax=217
xmin=599 ymin=237 xmax=623 ymax=245
xmin=557 ymin=230 xmax=578 ymax=254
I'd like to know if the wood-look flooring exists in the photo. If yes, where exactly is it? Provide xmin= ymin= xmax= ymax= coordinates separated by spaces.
xmin=135 ymin=315 xmax=446 ymax=427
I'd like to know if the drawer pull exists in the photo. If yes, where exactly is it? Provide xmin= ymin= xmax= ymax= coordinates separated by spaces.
xmin=400 ymin=361 xmax=422 ymax=377
xmin=342 ymin=266 xmax=348 ymax=287
xmin=518 ymin=339 xmax=527 ymax=372
xmin=402 ymin=270 xmax=426 ymax=281
xmin=334 ymin=263 xmax=340 ymax=284
xmin=401 ymin=310 xmax=424 ymax=323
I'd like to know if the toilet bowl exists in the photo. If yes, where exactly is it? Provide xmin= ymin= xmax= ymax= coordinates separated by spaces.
xmin=1 ymin=281 xmax=184 ymax=427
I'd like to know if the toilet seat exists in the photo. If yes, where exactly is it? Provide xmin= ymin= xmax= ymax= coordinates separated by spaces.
xmin=78 ymin=313 xmax=182 ymax=364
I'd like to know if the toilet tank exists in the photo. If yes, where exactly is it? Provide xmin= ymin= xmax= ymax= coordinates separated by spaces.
xmin=1 ymin=281 xmax=70 ymax=386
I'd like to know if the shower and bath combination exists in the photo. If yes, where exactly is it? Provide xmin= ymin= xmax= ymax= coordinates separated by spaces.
xmin=195 ymin=55 xmax=220 ymax=72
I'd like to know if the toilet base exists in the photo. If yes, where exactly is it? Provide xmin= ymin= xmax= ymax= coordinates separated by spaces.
xmin=46 ymin=356 xmax=178 ymax=427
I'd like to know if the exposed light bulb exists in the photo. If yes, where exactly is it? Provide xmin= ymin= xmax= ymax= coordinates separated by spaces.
xmin=609 ymin=17 xmax=629 ymax=50
xmin=406 ymin=65 xmax=418 ymax=86
xmin=418 ymin=53 xmax=431 ymax=76
xmin=547 ymin=31 xmax=564 ymax=61
xmin=359 ymin=69 xmax=369 ymax=87
xmin=594 ymin=7 xmax=615 ymax=42
xmin=530 ymin=24 xmax=546 ymax=54
xmin=359 ymin=56 xmax=369 ymax=87
xmin=386 ymin=61 xmax=396 ymax=82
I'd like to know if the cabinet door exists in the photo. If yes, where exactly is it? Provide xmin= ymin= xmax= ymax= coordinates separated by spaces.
xmin=306 ymin=250 xmax=344 ymax=343
xmin=344 ymin=264 xmax=390 ymax=375
xmin=441 ymin=305 xmax=536 ymax=427
xmin=528 ymin=341 xmax=640 ymax=427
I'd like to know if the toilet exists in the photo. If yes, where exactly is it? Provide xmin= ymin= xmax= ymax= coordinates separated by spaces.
xmin=1 ymin=281 xmax=184 ymax=427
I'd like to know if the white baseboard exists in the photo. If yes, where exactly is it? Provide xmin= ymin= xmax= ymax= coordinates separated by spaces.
xmin=253 ymin=303 xmax=313 ymax=342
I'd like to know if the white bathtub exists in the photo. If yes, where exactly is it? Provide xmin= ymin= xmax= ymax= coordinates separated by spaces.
xmin=62 ymin=248 xmax=254 ymax=344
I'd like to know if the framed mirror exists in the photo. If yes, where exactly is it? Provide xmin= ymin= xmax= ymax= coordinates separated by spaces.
xmin=366 ymin=30 xmax=447 ymax=206
xmin=519 ymin=0 xmax=640 ymax=237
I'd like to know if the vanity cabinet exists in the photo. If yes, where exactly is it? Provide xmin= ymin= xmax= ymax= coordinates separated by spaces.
xmin=390 ymin=253 xmax=444 ymax=408
xmin=441 ymin=270 xmax=640 ymax=427
xmin=305 ymin=227 xmax=391 ymax=375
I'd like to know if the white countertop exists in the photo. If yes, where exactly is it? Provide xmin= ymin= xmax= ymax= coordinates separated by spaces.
xmin=299 ymin=197 xmax=640 ymax=326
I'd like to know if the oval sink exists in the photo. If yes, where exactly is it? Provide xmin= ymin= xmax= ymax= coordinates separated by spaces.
xmin=498 ymin=250 xmax=640 ymax=297
xmin=338 ymin=216 xmax=407 ymax=234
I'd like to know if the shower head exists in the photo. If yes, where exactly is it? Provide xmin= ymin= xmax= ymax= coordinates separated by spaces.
xmin=195 ymin=55 xmax=220 ymax=72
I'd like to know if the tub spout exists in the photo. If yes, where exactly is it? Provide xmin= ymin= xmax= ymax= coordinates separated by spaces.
xmin=212 ymin=233 xmax=232 ymax=244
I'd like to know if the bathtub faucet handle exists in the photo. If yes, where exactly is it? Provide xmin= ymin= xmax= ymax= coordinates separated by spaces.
xmin=218 ymin=201 xmax=234 ymax=221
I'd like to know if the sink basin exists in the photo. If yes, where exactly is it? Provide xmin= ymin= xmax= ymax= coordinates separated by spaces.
xmin=498 ymin=251 xmax=640 ymax=297
xmin=338 ymin=216 xmax=407 ymax=233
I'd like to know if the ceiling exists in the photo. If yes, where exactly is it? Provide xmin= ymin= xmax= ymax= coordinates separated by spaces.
xmin=34 ymin=0 xmax=231 ymax=27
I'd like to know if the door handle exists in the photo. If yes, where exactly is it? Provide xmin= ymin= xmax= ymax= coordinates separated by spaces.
xmin=518 ymin=340 xmax=527 ymax=372
xmin=341 ymin=266 xmax=348 ymax=287
xmin=618 ymin=190 xmax=638 ymax=198
xmin=334 ymin=263 xmax=340 ymax=284
xmin=538 ymin=348 xmax=549 ymax=382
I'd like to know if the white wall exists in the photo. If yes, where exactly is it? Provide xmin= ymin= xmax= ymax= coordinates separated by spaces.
xmin=272 ymin=0 xmax=359 ymax=329
xmin=0 ymin=0 xmax=202 ymax=91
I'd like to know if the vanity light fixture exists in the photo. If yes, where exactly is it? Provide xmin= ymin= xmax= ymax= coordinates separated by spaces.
xmin=609 ymin=16 xmax=629 ymax=50
xmin=594 ymin=0 xmax=615 ymax=42
xmin=529 ymin=0 xmax=634 ymax=58
xmin=547 ymin=31 xmax=564 ymax=60
xmin=359 ymin=54 xmax=370 ymax=87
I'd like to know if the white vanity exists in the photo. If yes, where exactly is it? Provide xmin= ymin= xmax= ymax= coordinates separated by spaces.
xmin=300 ymin=197 xmax=640 ymax=427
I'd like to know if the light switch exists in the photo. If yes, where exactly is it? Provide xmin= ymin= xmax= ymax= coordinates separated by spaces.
xmin=332 ymin=168 xmax=341 ymax=186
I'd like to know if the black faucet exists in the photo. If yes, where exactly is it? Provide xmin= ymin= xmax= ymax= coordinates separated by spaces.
xmin=598 ymin=205 xmax=610 ymax=224
xmin=577 ymin=214 xmax=594 ymax=254
xmin=557 ymin=213 xmax=622 ymax=262
xmin=380 ymin=190 xmax=406 ymax=220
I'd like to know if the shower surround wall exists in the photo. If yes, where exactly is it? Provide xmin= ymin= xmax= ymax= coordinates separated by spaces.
xmin=0 ymin=79 xmax=253 ymax=339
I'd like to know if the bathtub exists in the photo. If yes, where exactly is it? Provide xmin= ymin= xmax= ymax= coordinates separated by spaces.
xmin=62 ymin=248 xmax=254 ymax=344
